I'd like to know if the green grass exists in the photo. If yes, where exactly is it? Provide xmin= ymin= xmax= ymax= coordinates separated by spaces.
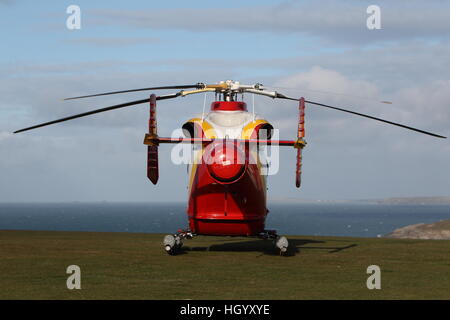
xmin=0 ymin=230 xmax=449 ymax=300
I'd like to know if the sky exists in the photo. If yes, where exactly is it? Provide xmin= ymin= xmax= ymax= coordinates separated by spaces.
xmin=0 ymin=0 xmax=449 ymax=202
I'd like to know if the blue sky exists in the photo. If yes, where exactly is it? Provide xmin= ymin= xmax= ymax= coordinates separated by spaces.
xmin=1 ymin=0 xmax=449 ymax=202
xmin=2 ymin=1 xmax=308 ymax=68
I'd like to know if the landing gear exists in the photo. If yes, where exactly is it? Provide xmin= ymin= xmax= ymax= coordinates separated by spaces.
xmin=275 ymin=236 xmax=288 ymax=254
xmin=163 ymin=229 xmax=194 ymax=255
xmin=163 ymin=229 xmax=288 ymax=255
xmin=258 ymin=230 xmax=289 ymax=255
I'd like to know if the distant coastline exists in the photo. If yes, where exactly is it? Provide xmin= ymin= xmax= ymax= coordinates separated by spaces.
xmin=269 ymin=196 xmax=450 ymax=205
xmin=385 ymin=219 xmax=450 ymax=240
xmin=367 ymin=196 xmax=450 ymax=205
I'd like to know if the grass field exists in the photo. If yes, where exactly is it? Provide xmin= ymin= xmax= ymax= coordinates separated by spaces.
xmin=0 ymin=230 xmax=449 ymax=300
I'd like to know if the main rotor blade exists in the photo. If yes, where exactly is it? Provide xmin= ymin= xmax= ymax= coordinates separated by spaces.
xmin=63 ymin=84 xmax=203 ymax=101
xmin=265 ymin=84 xmax=393 ymax=105
xmin=14 ymin=93 xmax=179 ymax=134
xmin=276 ymin=94 xmax=446 ymax=139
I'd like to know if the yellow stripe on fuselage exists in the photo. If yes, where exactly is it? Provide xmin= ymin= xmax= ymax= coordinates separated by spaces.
xmin=241 ymin=119 xmax=268 ymax=139
xmin=241 ymin=120 xmax=270 ymax=191
xmin=187 ymin=118 xmax=217 ymax=193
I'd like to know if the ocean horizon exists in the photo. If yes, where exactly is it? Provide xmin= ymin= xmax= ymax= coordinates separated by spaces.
xmin=1 ymin=202 xmax=449 ymax=238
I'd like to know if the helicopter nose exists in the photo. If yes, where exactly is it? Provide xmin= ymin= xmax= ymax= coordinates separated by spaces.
xmin=205 ymin=141 xmax=246 ymax=183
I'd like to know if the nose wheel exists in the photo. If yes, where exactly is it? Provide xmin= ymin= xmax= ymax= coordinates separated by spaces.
xmin=258 ymin=230 xmax=289 ymax=255
xmin=275 ymin=236 xmax=288 ymax=255
xmin=163 ymin=229 xmax=194 ymax=255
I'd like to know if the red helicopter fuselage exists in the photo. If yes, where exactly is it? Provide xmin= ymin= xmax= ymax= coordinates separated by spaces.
xmin=184 ymin=101 xmax=271 ymax=236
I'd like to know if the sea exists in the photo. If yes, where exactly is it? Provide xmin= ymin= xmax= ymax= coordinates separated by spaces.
xmin=1 ymin=202 xmax=449 ymax=238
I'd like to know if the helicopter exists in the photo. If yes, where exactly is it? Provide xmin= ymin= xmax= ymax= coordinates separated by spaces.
xmin=14 ymin=80 xmax=446 ymax=255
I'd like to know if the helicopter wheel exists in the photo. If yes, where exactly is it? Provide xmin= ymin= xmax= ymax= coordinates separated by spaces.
xmin=163 ymin=234 xmax=185 ymax=255
xmin=275 ymin=236 xmax=288 ymax=255
xmin=163 ymin=234 xmax=181 ymax=255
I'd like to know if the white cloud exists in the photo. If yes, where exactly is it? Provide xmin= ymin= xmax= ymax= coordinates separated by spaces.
xmin=391 ymin=80 xmax=450 ymax=128
xmin=274 ymin=66 xmax=379 ymax=103
xmin=91 ymin=0 xmax=450 ymax=44
xmin=269 ymin=67 xmax=449 ymax=141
